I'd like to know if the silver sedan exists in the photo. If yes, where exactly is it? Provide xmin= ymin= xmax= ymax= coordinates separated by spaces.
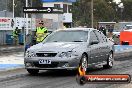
xmin=24 ymin=28 xmax=114 ymax=75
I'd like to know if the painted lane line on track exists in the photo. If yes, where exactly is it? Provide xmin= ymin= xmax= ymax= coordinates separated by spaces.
xmin=0 ymin=64 xmax=24 ymax=71
xmin=114 ymin=45 xmax=132 ymax=52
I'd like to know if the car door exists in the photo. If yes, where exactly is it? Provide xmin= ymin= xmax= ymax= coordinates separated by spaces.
xmin=88 ymin=31 xmax=100 ymax=65
xmin=100 ymin=34 xmax=110 ymax=61
xmin=94 ymin=30 xmax=109 ymax=62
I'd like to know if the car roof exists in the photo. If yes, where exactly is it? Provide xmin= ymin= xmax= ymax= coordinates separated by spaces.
xmin=57 ymin=28 xmax=96 ymax=32
xmin=126 ymin=25 xmax=132 ymax=26
xmin=124 ymin=29 xmax=132 ymax=32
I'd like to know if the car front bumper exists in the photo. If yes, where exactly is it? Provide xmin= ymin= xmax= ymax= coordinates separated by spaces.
xmin=24 ymin=56 xmax=81 ymax=70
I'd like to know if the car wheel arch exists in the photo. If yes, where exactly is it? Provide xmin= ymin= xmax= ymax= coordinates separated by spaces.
xmin=110 ymin=50 xmax=114 ymax=60
xmin=110 ymin=50 xmax=113 ymax=55
xmin=108 ymin=50 xmax=114 ymax=59
xmin=79 ymin=52 xmax=89 ymax=66
xmin=83 ymin=52 xmax=88 ymax=59
xmin=103 ymin=50 xmax=114 ymax=69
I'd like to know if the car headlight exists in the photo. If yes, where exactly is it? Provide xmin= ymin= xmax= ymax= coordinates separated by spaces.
xmin=25 ymin=51 xmax=29 ymax=57
xmin=31 ymin=52 xmax=36 ymax=57
xmin=25 ymin=51 xmax=36 ymax=57
xmin=59 ymin=51 xmax=79 ymax=58
xmin=59 ymin=51 xmax=72 ymax=57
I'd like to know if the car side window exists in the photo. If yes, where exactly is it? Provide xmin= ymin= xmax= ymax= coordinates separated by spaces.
xmin=94 ymin=30 xmax=107 ymax=43
xmin=89 ymin=31 xmax=99 ymax=43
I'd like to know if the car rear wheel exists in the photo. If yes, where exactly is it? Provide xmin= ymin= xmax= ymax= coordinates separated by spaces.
xmin=27 ymin=69 xmax=39 ymax=75
xmin=80 ymin=54 xmax=88 ymax=72
xmin=103 ymin=52 xmax=114 ymax=69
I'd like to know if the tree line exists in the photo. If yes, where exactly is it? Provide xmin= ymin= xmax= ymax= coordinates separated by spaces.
xmin=6 ymin=0 xmax=132 ymax=27
xmin=72 ymin=0 xmax=132 ymax=27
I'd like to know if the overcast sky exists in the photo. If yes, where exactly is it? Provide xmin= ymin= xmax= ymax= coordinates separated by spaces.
xmin=113 ymin=0 xmax=121 ymax=4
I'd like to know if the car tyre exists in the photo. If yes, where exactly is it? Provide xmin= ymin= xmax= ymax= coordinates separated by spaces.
xmin=27 ymin=69 xmax=39 ymax=75
xmin=103 ymin=52 xmax=114 ymax=69
xmin=80 ymin=54 xmax=88 ymax=72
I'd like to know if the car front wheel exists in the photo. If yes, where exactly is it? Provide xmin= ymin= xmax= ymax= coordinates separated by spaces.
xmin=27 ymin=69 xmax=39 ymax=75
xmin=80 ymin=54 xmax=88 ymax=72
xmin=103 ymin=52 xmax=114 ymax=69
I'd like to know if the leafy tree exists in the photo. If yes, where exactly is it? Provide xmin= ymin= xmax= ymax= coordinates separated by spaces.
xmin=72 ymin=0 xmax=117 ymax=27
xmin=94 ymin=0 xmax=116 ymax=21
xmin=121 ymin=0 xmax=132 ymax=21
xmin=72 ymin=0 xmax=92 ymax=27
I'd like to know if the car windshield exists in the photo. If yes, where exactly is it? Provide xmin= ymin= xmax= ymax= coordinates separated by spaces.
xmin=126 ymin=26 xmax=132 ymax=29
xmin=43 ymin=30 xmax=88 ymax=43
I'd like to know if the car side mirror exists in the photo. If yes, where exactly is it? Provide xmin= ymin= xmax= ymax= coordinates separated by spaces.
xmin=90 ymin=40 xmax=99 ymax=45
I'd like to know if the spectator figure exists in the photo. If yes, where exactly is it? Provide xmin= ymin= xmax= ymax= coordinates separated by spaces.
xmin=35 ymin=21 xmax=48 ymax=44
xmin=12 ymin=27 xmax=19 ymax=45
xmin=99 ymin=26 xmax=106 ymax=36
